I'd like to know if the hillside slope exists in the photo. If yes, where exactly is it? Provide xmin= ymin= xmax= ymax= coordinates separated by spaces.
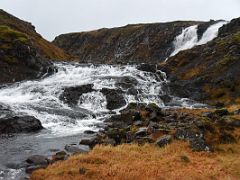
xmin=160 ymin=17 xmax=240 ymax=106
xmin=0 ymin=10 xmax=70 ymax=84
xmin=53 ymin=21 xmax=221 ymax=64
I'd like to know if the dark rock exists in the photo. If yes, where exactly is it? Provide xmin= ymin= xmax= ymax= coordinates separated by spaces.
xmin=52 ymin=151 xmax=67 ymax=162
xmin=214 ymin=109 xmax=230 ymax=116
xmin=137 ymin=64 xmax=157 ymax=73
xmin=79 ymin=137 xmax=100 ymax=148
xmin=135 ymin=127 xmax=148 ymax=137
xmin=79 ymin=168 xmax=87 ymax=175
xmin=190 ymin=138 xmax=212 ymax=152
xmin=133 ymin=111 xmax=141 ymax=121
xmin=65 ymin=144 xmax=90 ymax=153
xmin=60 ymin=84 xmax=94 ymax=106
xmin=174 ymin=129 xmax=200 ymax=140
xmin=156 ymin=135 xmax=172 ymax=147
xmin=101 ymin=88 xmax=126 ymax=110
xmin=26 ymin=155 xmax=49 ymax=166
xmin=84 ymin=130 xmax=96 ymax=134
xmin=116 ymin=76 xmax=138 ymax=89
xmin=0 ymin=116 xmax=43 ymax=134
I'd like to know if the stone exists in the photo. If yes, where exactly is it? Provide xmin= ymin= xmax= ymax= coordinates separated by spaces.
xmin=155 ymin=135 xmax=172 ymax=147
xmin=84 ymin=130 xmax=96 ymax=134
xmin=190 ymin=138 xmax=212 ymax=152
xmin=214 ymin=108 xmax=230 ymax=117
xmin=65 ymin=144 xmax=90 ymax=154
xmin=52 ymin=151 xmax=67 ymax=162
xmin=0 ymin=115 xmax=43 ymax=134
xmin=135 ymin=127 xmax=148 ymax=137
xmin=100 ymin=88 xmax=126 ymax=110
xmin=80 ymin=137 xmax=100 ymax=148
xmin=59 ymin=84 xmax=94 ymax=106
xmin=26 ymin=155 xmax=49 ymax=166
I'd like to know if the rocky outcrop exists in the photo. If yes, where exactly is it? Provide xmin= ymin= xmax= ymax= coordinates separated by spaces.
xmin=0 ymin=115 xmax=43 ymax=134
xmin=160 ymin=17 xmax=240 ymax=106
xmin=0 ymin=10 xmax=70 ymax=84
xmin=0 ymin=104 xmax=43 ymax=134
xmin=53 ymin=21 xmax=224 ymax=64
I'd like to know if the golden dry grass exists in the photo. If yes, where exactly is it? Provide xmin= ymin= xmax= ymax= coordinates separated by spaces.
xmin=31 ymin=140 xmax=240 ymax=180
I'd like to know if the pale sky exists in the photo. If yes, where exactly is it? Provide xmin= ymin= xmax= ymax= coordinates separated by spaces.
xmin=1 ymin=0 xmax=240 ymax=41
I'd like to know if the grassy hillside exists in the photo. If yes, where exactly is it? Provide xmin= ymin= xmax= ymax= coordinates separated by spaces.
xmin=0 ymin=9 xmax=70 ymax=60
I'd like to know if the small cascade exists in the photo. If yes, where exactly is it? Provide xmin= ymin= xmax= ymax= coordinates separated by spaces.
xmin=169 ymin=21 xmax=227 ymax=57
xmin=170 ymin=25 xmax=198 ymax=57
xmin=197 ymin=21 xmax=227 ymax=45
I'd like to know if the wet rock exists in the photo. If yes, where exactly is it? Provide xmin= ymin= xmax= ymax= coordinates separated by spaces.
xmin=156 ymin=135 xmax=172 ymax=147
xmin=214 ymin=108 xmax=230 ymax=116
xmin=135 ymin=137 xmax=155 ymax=145
xmin=135 ymin=127 xmax=148 ymax=137
xmin=137 ymin=64 xmax=157 ymax=73
xmin=65 ymin=144 xmax=90 ymax=153
xmin=52 ymin=151 xmax=67 ymax=162
xmin=190 ymin=138 xmax=212 ymax=152
xmin=79 ymin=137 xmax=100 ymax=148
xmin=84 ymin=130 xmax=96 ymax=134
xmin=101 ymin=88 xmax=126 ymax=110
xmin=60 ymin=84 xmax=94 ymax=106
xmin=105 ymin=128 xmax=127 ymax=144
xmin=0 ymin=116 xmax=43 ymax=134
xmin=116 ymin=76 xmax=138 ymax=89
xmin=26 ymin=155 xmax=49 ymax=166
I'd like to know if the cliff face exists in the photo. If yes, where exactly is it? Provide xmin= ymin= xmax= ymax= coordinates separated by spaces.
xmin=0 ymin=10 xmax=70 ymax=84
xmin=160 ymin=17 xmax=240 ymax=106
xmin=53 ymin=21 xmax=216 ymax=64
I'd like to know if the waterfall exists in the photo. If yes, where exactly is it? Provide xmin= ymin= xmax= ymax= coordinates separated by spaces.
xmin=169 ymin=21 xmax=227 ymax=57
xmin=197 ymin=21 xmax=227 ymax=45
xmin=170 ymin=25 xmax=198 ymax=57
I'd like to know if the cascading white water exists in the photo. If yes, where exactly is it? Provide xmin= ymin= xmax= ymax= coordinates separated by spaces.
xmin=170 ymin=25 xmax=198 ymax=57
xmin=0 ymin=63 xmax=203 ymax=138
xmin=197 ymin=21 xmax=227 ymax=45
xmin=169 ymin=21 xmax=227 ymax=57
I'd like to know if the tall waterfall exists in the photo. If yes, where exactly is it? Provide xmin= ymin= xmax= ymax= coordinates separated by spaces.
xmin=169 ymin=21 xmax=227 ymax=57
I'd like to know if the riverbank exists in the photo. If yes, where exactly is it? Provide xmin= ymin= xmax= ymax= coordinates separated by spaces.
xmin=30 ymin=105 xmax=240 ymax=179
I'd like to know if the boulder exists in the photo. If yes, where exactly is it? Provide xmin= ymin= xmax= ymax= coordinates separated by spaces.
xmin=214 ymin=109 xmax=230 ymax=117
xmin=100 ymin=88 xmax=126 ymax=110
xmin=0 ymin=115 xmax=43 ymax=134
xmin=65 ymin=144 xmax=90 ymax=154
xmin=155 ymin=135 xmax=172 ymax=147
xmin=26 ymin=155 xmax=49 ymax=166
xmin=190 ymin=138 xmax=212 ymax=152
xmin=60 ymin=84 xmax=94 ymax=106
xmin=135 ymin=127 xmax=148 ymax=137
xmin=137 ymin=64 xmax=157 ymax=73
xmin=116 ymin=76 xmax=138 ymax=89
